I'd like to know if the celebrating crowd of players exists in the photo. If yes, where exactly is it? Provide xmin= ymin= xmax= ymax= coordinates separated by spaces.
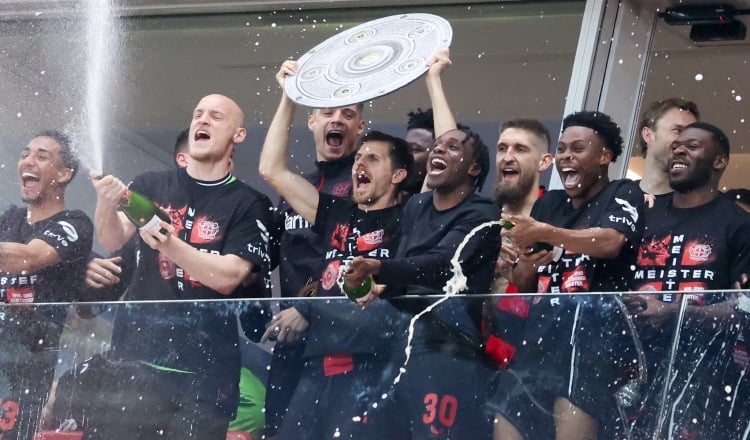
xmin=0 ymin=47 xmax=748 ymax=440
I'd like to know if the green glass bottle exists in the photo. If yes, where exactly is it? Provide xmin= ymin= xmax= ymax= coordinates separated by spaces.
xmin=342 ymin=275 xmax=375 ymax=303
xmin=119 ymin=189 xmax=171 ymax=233
xmin=498 ymin=219 xmax=553 ymax=253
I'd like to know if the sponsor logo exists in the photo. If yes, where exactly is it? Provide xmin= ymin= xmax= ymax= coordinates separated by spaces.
xmin=57 ymin=221 xmax=79 ymax=242
xmin=44 ymin=221 xmax=80 ymax=246
xmin=284 ymin=213 xmax=311 ymax=231
xmin=615 ymin=197 xmax=639 ymax=223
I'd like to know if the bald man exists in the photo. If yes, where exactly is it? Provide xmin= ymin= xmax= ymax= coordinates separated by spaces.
xmin=88 ymin=94 xmax=273 ymax=439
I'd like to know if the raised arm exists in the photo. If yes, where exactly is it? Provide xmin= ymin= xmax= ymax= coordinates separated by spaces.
xmin=90 ymin=171 xmax=136 ymax=253
xmin=258 ymin=60 xmax=320 ymax=224
xmin=426 ymin=48 xmax=458 ymax=138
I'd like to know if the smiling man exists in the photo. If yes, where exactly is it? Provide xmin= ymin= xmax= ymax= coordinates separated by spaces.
xmin=0 ymin=131 xmax=93 ymax=439
xmin=344 ymin=50 xmax=502 ymax=439
xmin=490 ymin=111 xmax=644 ymax=440
xmin=627 ymin=122 xmax=750 ymax=439
xmin=637 ymin=98 xmax=699 ymax=197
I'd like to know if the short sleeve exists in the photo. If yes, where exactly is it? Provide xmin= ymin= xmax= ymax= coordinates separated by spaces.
xmin=35 ymin=211 xmax=94 ymax=263
xmin=223 ymin=192 xmax=274 ymax=274
xmin=598 ymin=180 xmax=644 ymax=245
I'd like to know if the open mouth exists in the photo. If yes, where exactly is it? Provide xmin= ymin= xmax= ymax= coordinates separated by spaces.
xmin=501 ymin=167 xmax=519 ymax=179
xmin=194 ymin=130 xmax=210 ymax=142
xmin=559 ymin=166 xmax=581 ymax=189
xmin=21 ymin=171 xmax=40 ymax=188
xmin=670 ymin=162 xmax=688 ymax=171
xmin=326 ymin=130 xmax=343 ymax=148
xmin=355 ymin=170 xmax=371 ymax=188
xmin=429 ymin=157 xmax=447 ymax=174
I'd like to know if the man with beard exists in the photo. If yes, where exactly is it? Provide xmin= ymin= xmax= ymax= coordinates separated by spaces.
xmin=0 ymin=131 xmax=93 ymax=439
xmin=260 ymin=124 xmax=411 ymax=438
xmin=627 ymin=122 xmax=750 ymax=439
xmin=483 ymin=119 xmax=553 ymax=373
xmin=490 ymin=119 xmax=553 ymax=292
xmin=89 ymin=94 xmax=273 ymax=439
xmin=260 ymin=51 xmax=460 ymax=439
xmin=637 ymin=98 xmax=699 ymax=198
xmin=489 ymin=111 xmax=644 ymax=440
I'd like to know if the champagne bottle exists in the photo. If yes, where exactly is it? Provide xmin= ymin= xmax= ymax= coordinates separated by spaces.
xmin=342 ymin=275 xmax=376 ymax=303
xmin=119 ymin=189 xmax=171 ymax=233
xmin=499 ymin=219 xmax=559 ymax=256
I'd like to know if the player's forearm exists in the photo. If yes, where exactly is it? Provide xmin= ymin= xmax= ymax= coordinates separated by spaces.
xmin=160 ymin=237 xmax=252 ymax=295
xmin=539 ymin=226 xmax=626 ymax=259
xmin=0 ymin=242 xmax=60 ymax=273
xmin=95 ymin=207 xmax=133 ymax=253
xmin=426 ymin=73 xmax=457 ymax=138
xmin=259 ymin=95 xmax=296 ymax=184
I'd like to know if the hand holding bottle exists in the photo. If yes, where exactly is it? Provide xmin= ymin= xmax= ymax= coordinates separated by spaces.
xmin=90 ymin=170 xmax=128 ymax=211
xmin=91 ymin=170 xmax=171 ymax=234
xmin=342 ymin=256 xmax=382 ymax=305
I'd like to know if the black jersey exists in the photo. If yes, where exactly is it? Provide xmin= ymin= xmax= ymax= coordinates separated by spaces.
xmin=630 ymin=194 xmax=750 ymax=439
xmin=0 ymin=207 xmax=93 ymax=304
xmin=125 ymin=168 xmax=272 ymax=301
xmin=634 ymin=193 xmax=750 ymax=294
xmin=532 ymin=179 xmax=643 ymax=294
xmin=275 ymin=155 xmax=354 ymax=298
xmin=0 ymin=206 xmax=93 ymax=439
xmin=377 ymin=192 xmax=502 ymax=356
xmin=295 ymin=193 xmax=406 ymax=358
xmin=493 ymin=180 xmax=645 ymax=426
xmin=109 ymin=168 xmax=273 ymax=416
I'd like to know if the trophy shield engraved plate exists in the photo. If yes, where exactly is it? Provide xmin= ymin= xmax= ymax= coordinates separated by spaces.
xmin=284 ymin=13 xmax=453 ymax=108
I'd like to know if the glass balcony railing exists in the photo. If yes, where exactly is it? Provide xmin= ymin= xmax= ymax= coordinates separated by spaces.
xmin=2 ymin=291 xmax=747 ymax=439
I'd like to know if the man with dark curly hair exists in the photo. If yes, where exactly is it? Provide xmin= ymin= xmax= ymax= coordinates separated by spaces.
xmin=487 ymin=111 xmax=645 ymax=440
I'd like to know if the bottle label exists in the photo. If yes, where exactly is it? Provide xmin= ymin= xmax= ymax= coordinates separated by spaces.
xmin=139 ymin=215 xmax=163 ymax=232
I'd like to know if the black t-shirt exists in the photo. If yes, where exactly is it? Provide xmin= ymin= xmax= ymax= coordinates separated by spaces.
xmin=296 ymin=193 xmax=406 ymax=358
xmin=633 ymin=193 xmax=750 ymax=294
xmin=125 ymin=168 xmax=272 ymax=301
xmin=0 ymin=206 xmax=93 ymax=304
xmin=110 ymin=168 xmax=273 ymax=405
xmin=377 ymin=192 xmax=502 ymax=356
xmin=532 ymin=179 xmax=644 ymax=294
xmin=630 ymin=194 xmax=750 ymax=437
xmin=504 ymin=180 xmax=645 ymax=416
xmin=0 ymin=207 xmax=93 ymax=435
xmin=275 ymin=155 xmax=354 ymax=298
xmin=311 ymin=193 xmax=401 ymax=296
